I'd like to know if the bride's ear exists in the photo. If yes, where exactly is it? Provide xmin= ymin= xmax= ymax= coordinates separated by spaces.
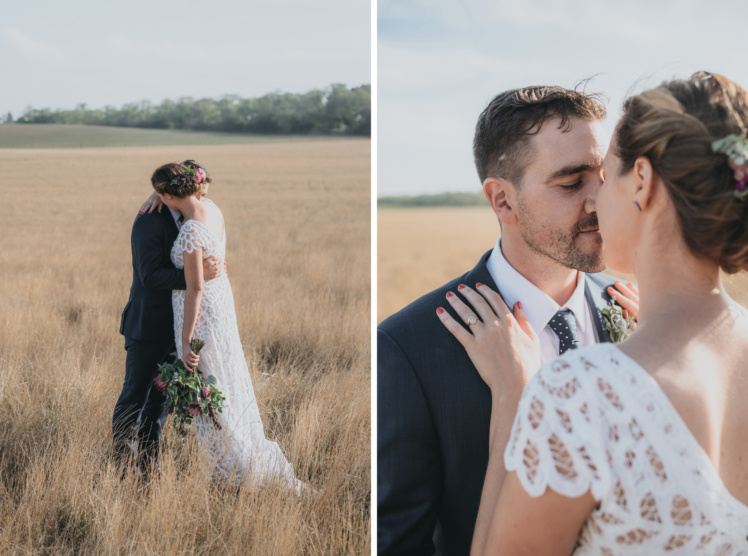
xmin=483 ymin=177 xmax=517 ymax=225
xmin=631 ymin=156 xmax=657 ymax=211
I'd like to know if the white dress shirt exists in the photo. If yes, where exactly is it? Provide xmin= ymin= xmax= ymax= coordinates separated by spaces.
xmin=168 ymin=207 xmax=183 ymax=230
xmin=485 ymin=238 xmax=599 ymax=363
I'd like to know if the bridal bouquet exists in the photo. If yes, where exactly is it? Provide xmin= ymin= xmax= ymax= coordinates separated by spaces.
xmin=154 ymin=338 xmax=226 ymax=434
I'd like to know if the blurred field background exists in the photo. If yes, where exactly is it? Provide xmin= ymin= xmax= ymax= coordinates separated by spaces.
xmin=0 ymin=124 xmax=348 ymax=149
xmin=378 ymin=206 xmax=748 ymax=323
xmin=0 ymin=130 xmax=370 ymax=554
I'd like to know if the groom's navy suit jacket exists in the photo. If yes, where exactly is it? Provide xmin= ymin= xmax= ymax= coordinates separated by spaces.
xmin=377 ymin=249 xmax=615 ymax=556
xmin=120 ymin=208 xmax=186 ymax=343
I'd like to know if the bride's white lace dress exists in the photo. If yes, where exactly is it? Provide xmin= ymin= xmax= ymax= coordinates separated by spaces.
xmin=505 ymin=343 xmax=748 ymax=555
xmin=171 ymin=199 xmax=304 ymax=493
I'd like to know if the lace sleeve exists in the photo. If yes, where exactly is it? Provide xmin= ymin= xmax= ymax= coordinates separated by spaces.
xmin=175 ymin=221 xmax=209 ymax=254
xmin=504 ymin=355 xmax=614 ymax=501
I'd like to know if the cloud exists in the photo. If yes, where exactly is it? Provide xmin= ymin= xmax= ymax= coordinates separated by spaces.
xmin=107 ymin=34 xmax=210 ymax=63
xmin=379 ymin=0 xmax=480 ymax=30
xmin=108 ymin=34 xmax=138 ymax=55
xmin=380 ymin=0 xmax=720 ymax=51
xmin=380 ymin=42 xmax=556 ymax=95
xmin=2 ymin=28 xmax=67 ymax=65
xmin=153 ymin=39 xmax=210 ymax=63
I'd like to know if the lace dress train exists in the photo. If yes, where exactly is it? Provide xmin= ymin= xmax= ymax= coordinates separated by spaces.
xmin=171 ymin=200 xmax=305 ymax=493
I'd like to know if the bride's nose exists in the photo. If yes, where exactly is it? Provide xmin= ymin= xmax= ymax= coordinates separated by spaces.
xmin=584 ymin=174 xmax=603 ymax=213
xmin=584 ymin=188 xmax=597 ymax=214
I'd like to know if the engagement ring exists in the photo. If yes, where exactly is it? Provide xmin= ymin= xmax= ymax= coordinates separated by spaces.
xmin=467 ymin=316 xmax=477 ymax=326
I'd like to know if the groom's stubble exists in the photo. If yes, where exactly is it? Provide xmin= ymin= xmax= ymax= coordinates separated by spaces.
xmin=515 ymin=193 xmax=605 ymax=274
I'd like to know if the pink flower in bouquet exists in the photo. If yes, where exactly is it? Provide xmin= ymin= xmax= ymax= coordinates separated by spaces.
xmin=201 ymin=386 xmax=211 ymax=399
xmin=153 ymin=376 xmax=168 ymax=395
xmin=188 ymin=403 xmax=201 ymax=416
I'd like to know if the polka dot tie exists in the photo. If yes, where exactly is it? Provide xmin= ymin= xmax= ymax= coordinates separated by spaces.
xmin=547 ymin=309 xmax=580 ymax=355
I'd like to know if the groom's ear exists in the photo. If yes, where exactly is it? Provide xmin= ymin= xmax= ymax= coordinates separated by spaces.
xmin=483 ymin=177 xmax=518 ymax=225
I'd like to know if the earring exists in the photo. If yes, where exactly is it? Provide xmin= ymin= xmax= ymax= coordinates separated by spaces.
xmin=633 ymin=201 xmax=642 ymax=212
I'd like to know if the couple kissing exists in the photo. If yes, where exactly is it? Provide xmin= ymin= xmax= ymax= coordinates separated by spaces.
xmin=379 ymin=73 xmax=748 ymax=555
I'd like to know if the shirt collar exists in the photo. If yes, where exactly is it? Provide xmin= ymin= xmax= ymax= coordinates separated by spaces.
xmin=485 ymin=238 xmax=589 ymax=336
xmin=168 ymin=207 xmax=182 ymax=226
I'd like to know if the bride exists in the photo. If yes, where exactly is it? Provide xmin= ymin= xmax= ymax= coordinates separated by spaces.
xmin=438 ymin=72 xmax=748 ymax=554
xmin=148 ymin=161 xmax=306 ymax=494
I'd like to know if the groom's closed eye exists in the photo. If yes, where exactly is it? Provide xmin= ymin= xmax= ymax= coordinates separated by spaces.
xmin=559 ymin=180 xmax=583 ymax=191
xmin=546 ymin=163 xmax=597 ymax=183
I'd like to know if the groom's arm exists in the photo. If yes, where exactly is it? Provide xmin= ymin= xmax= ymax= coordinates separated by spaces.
xmin=132 ymin=215 xmax=187 ymax=291
xmin=378 ymin=328 xmax=442 ymax=556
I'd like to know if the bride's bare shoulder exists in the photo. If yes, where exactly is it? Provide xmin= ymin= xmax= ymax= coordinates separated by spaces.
xmin=202 ymin=197 xmax=220 ymax=210
xmin=727 ymin=302 xmax=748 ymax=356
xmin=729 ymin=301 xmax=748 ymax=326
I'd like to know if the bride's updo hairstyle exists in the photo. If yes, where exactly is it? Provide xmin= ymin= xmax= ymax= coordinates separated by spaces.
xmin=615 ymin=71 xmax=748 ymax=273
xmin=151 ymin=162 xmax=202 ymax=198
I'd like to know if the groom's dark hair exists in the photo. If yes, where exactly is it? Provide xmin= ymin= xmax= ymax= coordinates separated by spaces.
xmin=474 ymin=85 xmax=607 ymax=186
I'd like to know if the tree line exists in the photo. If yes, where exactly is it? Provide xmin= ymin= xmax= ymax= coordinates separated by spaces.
xmin=14 ymin=84 xmax=370 ymax=136
xmin=378 ymin=192 xmax=488 ymax=207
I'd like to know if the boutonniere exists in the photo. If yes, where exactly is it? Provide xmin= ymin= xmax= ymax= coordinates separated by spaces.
xmin=601 ymin=298 xmax=637 ymax=343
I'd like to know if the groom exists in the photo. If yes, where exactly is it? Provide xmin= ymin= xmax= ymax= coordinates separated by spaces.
xmin=378 ymin=86 xmax=615 ymax=555
xmin=114 ymin=197 xmax=222 ymax=474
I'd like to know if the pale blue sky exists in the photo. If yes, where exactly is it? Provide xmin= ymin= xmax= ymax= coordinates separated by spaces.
xmin=378 ymin=0 xmax=748 ymax=196
xmin=1 ymin=0 xmax=370 ymax=119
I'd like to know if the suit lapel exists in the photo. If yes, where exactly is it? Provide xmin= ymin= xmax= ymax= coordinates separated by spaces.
xmin=161 ymin=207 xmax=179 ymax=239
xmin=464 ymin=250 xmax=499 ymax=292
xmin=584 ymin=275 xmax=614 ymax=344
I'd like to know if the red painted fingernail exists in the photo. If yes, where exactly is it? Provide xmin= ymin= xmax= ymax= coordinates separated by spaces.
xmin=623 ymin=310 xmax=629 ymax=318
xmin=458 ymin=284 xmax=466 ymax=290
xmin=437 ymin=307 xmax=445 ymax=315
xmin=446 ymin=291 xmax=454 ymax=298
xmin=517 ymin=301 xmax=522 ymax=310
xmin=627 ymin=282 xmax=634 ymax=288
xmin=476 ymin=282 xmax=484 ymax=288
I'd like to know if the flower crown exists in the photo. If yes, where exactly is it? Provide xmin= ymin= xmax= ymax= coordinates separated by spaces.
xmin=711 ymin=133 xmax=748 ymax=200
xmin=169 ymin=165 xmax=208 ymax=190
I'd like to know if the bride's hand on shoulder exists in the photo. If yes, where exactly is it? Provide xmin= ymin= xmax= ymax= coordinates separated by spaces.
xmin=607 ymin=280 xmax=639 ymax=321
xmin=437 ymin=283 xmax=541 ymax=399
xmin=139 ymin=191 xmax=163 ymax=214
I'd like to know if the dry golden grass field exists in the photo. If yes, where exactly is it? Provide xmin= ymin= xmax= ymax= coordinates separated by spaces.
xmin=0 ymin=138 xmax=370 ymax=554
xmin=378 ymin=206 xmax=748 ymax=322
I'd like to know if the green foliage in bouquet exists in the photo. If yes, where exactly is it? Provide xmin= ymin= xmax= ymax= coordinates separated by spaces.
xmin=154 ymin=338 xmax=226 ymax=434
